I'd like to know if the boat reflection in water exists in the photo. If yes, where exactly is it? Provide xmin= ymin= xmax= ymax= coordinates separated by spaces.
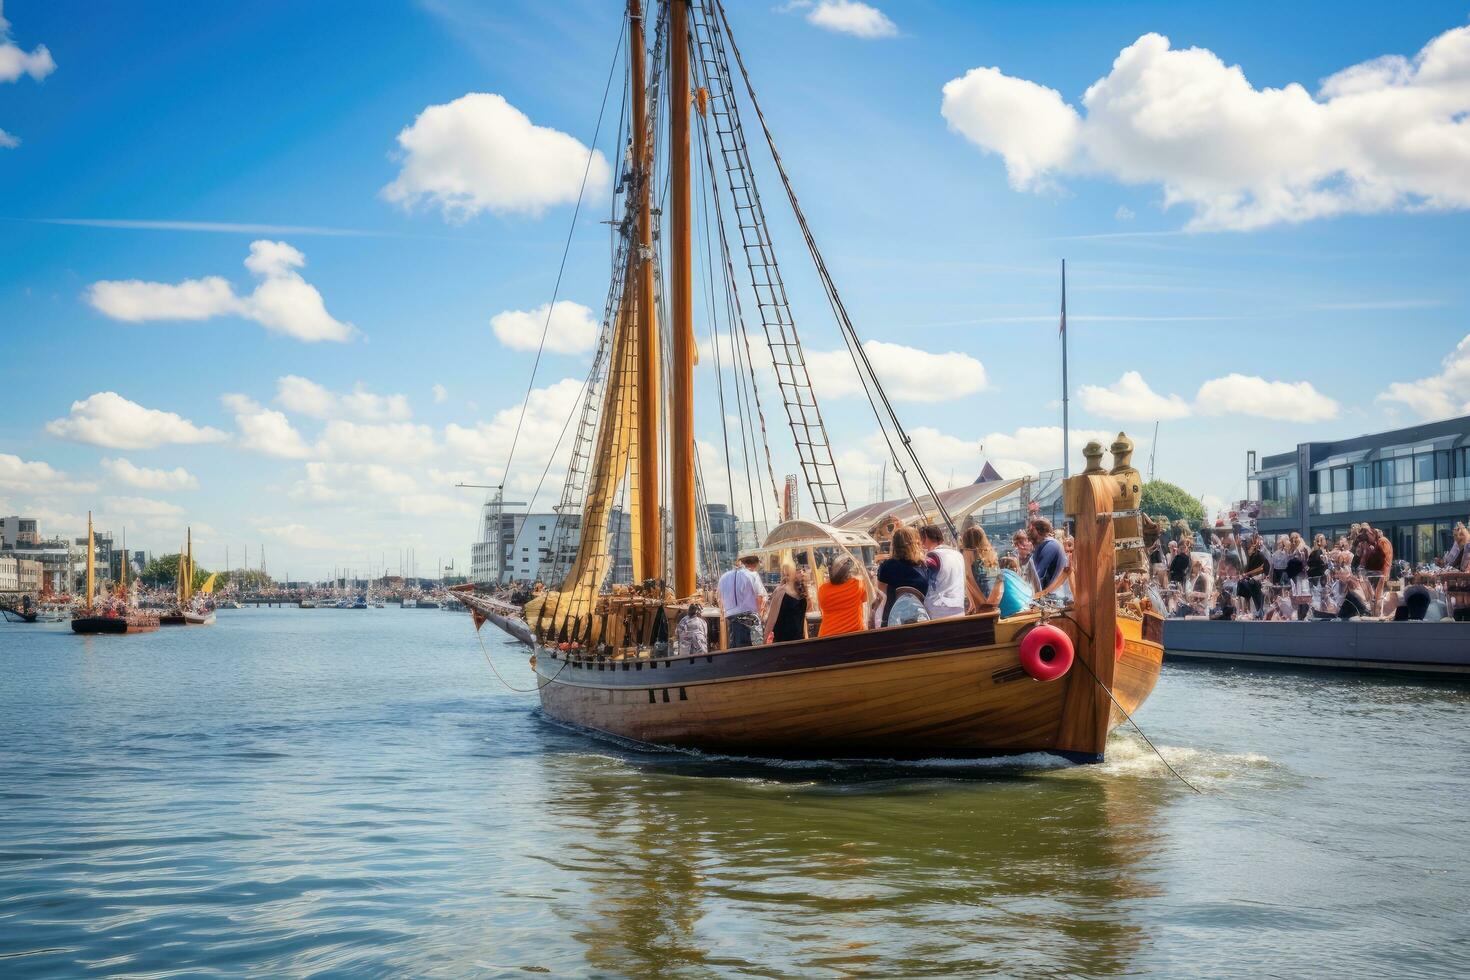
xmin=529 ymin=743 xmax=1167 ymax=977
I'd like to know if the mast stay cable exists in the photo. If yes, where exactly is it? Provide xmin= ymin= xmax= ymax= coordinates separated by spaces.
xmin=711 ymin=0 xmax=958 ymax=535
xmin=498 ymin=21 xmax=625 ymax=490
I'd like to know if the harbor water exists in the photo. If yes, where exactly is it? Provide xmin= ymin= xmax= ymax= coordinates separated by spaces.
xmin=2 ymin=609 xmax=1467 ymax=977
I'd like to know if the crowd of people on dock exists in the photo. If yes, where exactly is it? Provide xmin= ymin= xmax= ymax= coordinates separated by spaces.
xmin=690 ymin=510 xmax=1470 ymax=654
xmin=1146 ymin=520 xmax=1470 ymax=622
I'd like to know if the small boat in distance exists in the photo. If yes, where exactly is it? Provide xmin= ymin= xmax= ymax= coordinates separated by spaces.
xmin=159 ymin=528 xmax=215 ymax=626
xmin=72 ymin=515 xmax=159 ymax=635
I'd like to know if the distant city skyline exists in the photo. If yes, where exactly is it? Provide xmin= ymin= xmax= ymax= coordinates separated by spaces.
xmin=2 ymin=1 xmax=1468 ymax=575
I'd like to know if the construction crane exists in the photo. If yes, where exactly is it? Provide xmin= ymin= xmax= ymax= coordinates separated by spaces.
xmin=456 ymin=483 xmax=527 ymax=584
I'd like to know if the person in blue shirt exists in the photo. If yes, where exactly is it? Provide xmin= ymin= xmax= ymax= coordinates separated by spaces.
xmin=1027 ymin=517 xmax=1070 ymax=599
xmin=996 ymin=556 xmax=1034 ymax=617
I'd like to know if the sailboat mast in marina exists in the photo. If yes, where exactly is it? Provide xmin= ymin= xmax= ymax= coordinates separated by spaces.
xmin=452 ymin=0 xmax=1164 ymax=763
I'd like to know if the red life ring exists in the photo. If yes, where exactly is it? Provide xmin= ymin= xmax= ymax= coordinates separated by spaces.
xmin=1115 ymin=624 xmax=1125 ymax=661
xmin=1019 ymin=623 xmax=1073 ymax=682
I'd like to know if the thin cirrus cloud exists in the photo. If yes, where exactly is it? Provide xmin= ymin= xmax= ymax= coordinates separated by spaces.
xmin=100 ymin=457 xmax=199 ymax=491
xmin=46 ymin=392 xmax=227 ymax=450
xmin=275 ymin=375 xmax=411 ymax=421
xmin=86 ymin=240 xmax=355 ymax=343
xmin=491 ymin=301 xmax=599 ymax=354
xmin=786 ymin=1 xmax=898 ymax=39
xmin=940 ymin=22 xmax=1470 ymax=230
xmin=381 ymin=93 xmax=610 ymax=220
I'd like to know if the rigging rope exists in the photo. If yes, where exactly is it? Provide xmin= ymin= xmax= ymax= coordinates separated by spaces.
xmin=713 ymin=0 xmax=957 ymax=535
xmin=500 ymin=21 xmax=625 ymax=488
xmin=1059 ymin=612 xmax=1203 ymax=794
xmin=470 ymin=618 xmax=570 ymax=694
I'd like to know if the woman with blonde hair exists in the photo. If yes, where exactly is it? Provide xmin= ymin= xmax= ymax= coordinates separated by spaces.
xmin=876 ymin=525 xmax=928 ymax=626
xmin=960 ymin=525 xmax=1002 ymax=613
xmin=763 ymin=562 xmax=810 ymax=643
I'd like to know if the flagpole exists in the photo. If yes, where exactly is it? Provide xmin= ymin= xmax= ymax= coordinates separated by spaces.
xmin=1061 ymin=258 xmax=1070 ymax=479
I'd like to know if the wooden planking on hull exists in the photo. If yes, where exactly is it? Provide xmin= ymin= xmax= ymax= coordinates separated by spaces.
xmin=535 ymin=609 xmax=1165 ymax=759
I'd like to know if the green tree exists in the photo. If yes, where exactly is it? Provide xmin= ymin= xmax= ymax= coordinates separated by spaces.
xmin=1140 ymin=480 xmax=1205 ymax=533
xmin=141 ymin=553 xmax=213 ymax=590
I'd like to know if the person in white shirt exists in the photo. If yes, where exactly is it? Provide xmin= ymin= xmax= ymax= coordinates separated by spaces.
xmin=918 ymin=525 xmax=966 ymax=619
xmin=717 ymin=554 xmax=768 ymax=648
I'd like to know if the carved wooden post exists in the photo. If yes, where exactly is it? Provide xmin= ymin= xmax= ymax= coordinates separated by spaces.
xmin=1056 ymin=468 xmax=1119 ymax=762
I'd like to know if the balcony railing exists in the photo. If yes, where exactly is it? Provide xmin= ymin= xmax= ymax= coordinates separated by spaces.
xmin=1309 ymin=478 xmax=1470 ymax=516
xmin=1255 ymin=496 xmax=1296 ymax=519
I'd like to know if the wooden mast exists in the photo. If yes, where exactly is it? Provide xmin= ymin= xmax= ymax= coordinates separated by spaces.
xmin=668 ymin=0 xmax=696 ymax=597
xmin=628 ymin=0 xmax=662 ymax=584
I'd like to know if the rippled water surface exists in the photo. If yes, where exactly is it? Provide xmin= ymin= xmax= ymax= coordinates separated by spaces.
xmin=2 ymin=608 xmax=1468 ymax=977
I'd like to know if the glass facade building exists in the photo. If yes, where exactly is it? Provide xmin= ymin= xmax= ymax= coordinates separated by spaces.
xmin=1248 ymin=415 xmax=1470 ymax=565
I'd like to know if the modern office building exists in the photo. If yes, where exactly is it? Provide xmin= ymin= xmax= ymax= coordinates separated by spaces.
xmin=1249 ymin=414 xmax=1470 ymax=564
xmin=0 ymin=516 xmax=40 ymax=549
xmin=702 ymin=503 xmax=740 ymax=570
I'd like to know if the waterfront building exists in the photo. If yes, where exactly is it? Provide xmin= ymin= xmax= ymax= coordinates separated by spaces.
xmin=507 ymin=513 xmax=559 ymax=582
xmin=1249 ymin=413 xmax=1470 ymax=564
xmin=0 ymin=554 xmax=41 ymax=593
xmin=0 ymin=516 xmax=40 ymax=549
xmin=703 ymin=503 xmax=739 ymax=570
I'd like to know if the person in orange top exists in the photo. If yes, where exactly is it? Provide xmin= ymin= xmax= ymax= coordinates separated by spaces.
xmin=817 ymin=554 xmax=868 ymax=637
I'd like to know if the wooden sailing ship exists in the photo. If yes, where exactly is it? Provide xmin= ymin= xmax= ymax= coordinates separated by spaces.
xmin=454 ymin=0 xmax=1163 ymax=762
xmin=72 ymin=513 xmax=160 ymax=635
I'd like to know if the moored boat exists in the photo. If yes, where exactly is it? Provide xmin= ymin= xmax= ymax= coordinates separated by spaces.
xmin=71 ymin=514 xmax=160 ymax=634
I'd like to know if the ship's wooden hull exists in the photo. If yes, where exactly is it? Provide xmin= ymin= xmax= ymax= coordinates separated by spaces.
xmin=71 ymin=615 xmax=160 ymax=634
xmin=535 ymin=610 xmax=1163 ymax=762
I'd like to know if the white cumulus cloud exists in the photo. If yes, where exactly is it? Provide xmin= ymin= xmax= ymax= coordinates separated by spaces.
xmin=1377 ymin=331 xmax=1470 ymax=420
xmin=1195 ymin=374 xmax=1339 ymax=422
xmin=443 ymin=378 xmax=582 ymax=490
xmin=0 ymin=3 xmax=55 ymax=87
xmin=100 ymin=457 xmax=199 ymax=491
xmin=941 ymin=22 xmax=1470 ymax=230
xmin=221 ymin=394 xmax=312 ymax=459
xmin=0 ymin=453 xmax=95 ymax=493
xmin=803 ymin=1 xmax=897 ymax=39
xmin=808 ymin=340 xmax=987 ymax=402
xmin=316 ymin=420 xmax=438 ymax=463
xmin=275 ymin=375 xmax=411 ymax=421
xmin=102 ymin=495 xmax=185 ymax=517
xmin=709 ymin=337 xmax=986 ymax=404
xmin=491 ymin=300 xmax=599 ymax=354
xmin=86 ymin=240 xmax=355 ymax=342
xmin=1078 ymin=370 xmax=1192 ymax=421
xmin=46 ymin=392 xmax=227 ymax=450
xmin=381 ymin=93 xmax=610 ymax=220
xmin=432 ymin=383 xmax=448 ymax=404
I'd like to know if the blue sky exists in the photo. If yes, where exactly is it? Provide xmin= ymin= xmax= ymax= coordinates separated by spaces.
xmin=2 ymin=0 xmax=1467 ymax=579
